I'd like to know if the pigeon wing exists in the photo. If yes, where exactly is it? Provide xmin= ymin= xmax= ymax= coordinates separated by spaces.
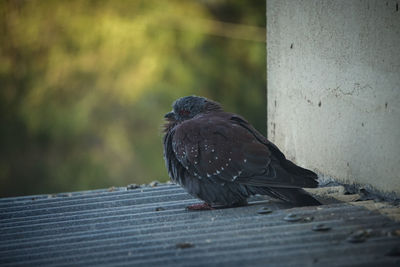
xmin=172 ymin=113 xmax=315 ymax=188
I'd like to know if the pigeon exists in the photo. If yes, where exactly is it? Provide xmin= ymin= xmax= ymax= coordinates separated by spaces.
xmin=163 ymin=96 xmax=321 ymax=210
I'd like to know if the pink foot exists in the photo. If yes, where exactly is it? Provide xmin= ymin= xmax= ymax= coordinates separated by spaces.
xmin=186 ymin=203 xmax=214 ymax=211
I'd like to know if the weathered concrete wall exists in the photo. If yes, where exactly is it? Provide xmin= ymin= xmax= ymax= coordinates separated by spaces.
xmin=266 ymin=0 xmax=400 ymax=195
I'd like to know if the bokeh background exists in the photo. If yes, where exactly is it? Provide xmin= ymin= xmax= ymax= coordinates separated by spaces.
xmin=0 ymin=0 xmax=266 ymax=197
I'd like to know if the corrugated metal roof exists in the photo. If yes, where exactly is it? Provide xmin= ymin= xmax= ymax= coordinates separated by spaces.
xmin=1 ymin=183 xmax=400 ymax=266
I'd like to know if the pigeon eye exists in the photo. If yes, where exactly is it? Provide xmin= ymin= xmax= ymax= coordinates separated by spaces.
xmin=179 ymin=110 xmax=190 ymax=116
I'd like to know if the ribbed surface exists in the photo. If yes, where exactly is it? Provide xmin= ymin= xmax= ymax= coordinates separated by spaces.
xmin=1 ymin=184 xmax=399 ymax=266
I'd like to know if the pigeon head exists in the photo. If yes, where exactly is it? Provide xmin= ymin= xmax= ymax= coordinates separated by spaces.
xmin=164 ymin=96 xmax=222 ymax=122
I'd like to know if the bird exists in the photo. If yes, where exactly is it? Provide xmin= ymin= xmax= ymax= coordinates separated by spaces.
xmin=163 ymin=95 xmax=321 ymax=210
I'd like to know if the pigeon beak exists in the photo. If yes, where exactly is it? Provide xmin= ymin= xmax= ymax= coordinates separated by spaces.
xmin=164 ymin=111 xmax=175 ymax=119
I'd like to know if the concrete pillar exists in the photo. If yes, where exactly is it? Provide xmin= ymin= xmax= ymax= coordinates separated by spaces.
xmin=267 ymin=0 xmax=400 ymax=196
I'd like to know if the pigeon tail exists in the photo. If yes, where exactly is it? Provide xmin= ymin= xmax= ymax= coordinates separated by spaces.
xmin=249 ymin=187 xmax=321 ymax=206
xmin=274 ymin=188 xmax=321 ymax=206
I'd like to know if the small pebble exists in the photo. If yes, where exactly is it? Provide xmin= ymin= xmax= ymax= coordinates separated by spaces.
xmin=257 ymin=207 xmax=272 ymax=214
xmin=284 ymin=213 xmax=302 ymax=222
xmin=303 ymin=216 xmax=314 ymax=222
xmin=149 ymin=181 xmax=159 ymax=187
xmin=127 ymin=184 xmax=140 ymax=190
xmin=312 ymin=223 xmax=331 ymax=232
xmin=347 ymin=235 xmax=366 ymax=243
xmin=347 ymin=230 xmax=369 ymax=243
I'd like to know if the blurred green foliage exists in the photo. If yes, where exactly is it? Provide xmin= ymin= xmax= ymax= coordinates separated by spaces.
xmin=0 ymin=0 xmax=266 ymax=197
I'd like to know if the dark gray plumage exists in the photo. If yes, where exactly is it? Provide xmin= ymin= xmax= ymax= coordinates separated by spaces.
xmin=163 ymin=96 xmax=321 ymax=209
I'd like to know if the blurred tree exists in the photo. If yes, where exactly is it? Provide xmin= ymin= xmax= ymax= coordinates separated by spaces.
xmin=0 ymin=0 xmax=266 ymax=197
